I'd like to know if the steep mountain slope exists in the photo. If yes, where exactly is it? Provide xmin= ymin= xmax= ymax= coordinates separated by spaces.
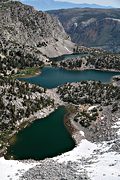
xmin=48 ymin=8 xmax=120 ymax=52
xmin=19 ymin=0 xmax=112 ymax=11
xmin=0 ymin=0 xmax=73 ymax=58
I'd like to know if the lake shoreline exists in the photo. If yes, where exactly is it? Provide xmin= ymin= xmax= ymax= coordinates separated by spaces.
xmin=64 ymin=105 xmax=79 ymax=142
xmin=0 ymin=100 xmax=77 ymax=161
xmin=2 ymin=103 xmax=79 ymax=160
xmin=56 ymin=65 xmax=120 ymax=73
xmin=5 ymin=105 xmax=77 ymax=161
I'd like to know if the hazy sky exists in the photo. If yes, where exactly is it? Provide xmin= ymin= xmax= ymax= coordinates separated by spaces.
xmin=55 ymin=0 xmax=120 ymax=8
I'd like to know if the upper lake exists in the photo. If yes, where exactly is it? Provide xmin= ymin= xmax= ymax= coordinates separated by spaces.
xmin=50 ymin=53 xmax=88 ymax=61
xmin=20 ymin=66 xmax=120 ymax=89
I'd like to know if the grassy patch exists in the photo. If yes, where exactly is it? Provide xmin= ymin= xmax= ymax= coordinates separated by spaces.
xmin=13 ymin=67 xmax=41 ymax=78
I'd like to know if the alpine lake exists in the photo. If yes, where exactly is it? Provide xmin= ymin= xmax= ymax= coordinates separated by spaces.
xmin=6 ymin=53 xmax=120 ymax=160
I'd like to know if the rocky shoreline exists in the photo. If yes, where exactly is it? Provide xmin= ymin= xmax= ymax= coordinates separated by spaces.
xmin=55 ymin=64 xmax=120 ymax=73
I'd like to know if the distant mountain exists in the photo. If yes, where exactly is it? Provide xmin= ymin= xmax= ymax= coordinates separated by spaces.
xmin=19 ymin=0 xmax=112 ymax=11
xmin=48 ymin=8 xmax=120 ymax=52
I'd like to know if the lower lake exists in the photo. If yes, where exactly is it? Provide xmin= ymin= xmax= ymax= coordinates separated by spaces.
xmin=6 ymin=107 xmax=75 ymax=160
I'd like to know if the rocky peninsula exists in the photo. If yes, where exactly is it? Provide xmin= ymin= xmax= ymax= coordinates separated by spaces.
xmin=52 ymin=46 xmax=120 ymax=72
xmin=57 ymin=80 xmax=120 ymax=142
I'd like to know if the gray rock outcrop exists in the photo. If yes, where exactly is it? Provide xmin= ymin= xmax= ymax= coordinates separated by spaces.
xmin=0 ymin=0 xmax=74 ymax=58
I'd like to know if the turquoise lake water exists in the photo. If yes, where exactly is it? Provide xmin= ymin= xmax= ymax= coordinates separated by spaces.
xmin=20 ymin=66 xmax=120 ymax=89
xmin=7 ymin=107 xmax=75 ymax=160
xmin=50 ymin=53 xmax=88 ymax=61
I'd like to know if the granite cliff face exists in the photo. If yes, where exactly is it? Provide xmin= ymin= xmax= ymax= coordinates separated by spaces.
xmin=0 ymin=0 xmax=73 ymax=58
xmin=48 ymin=8 xmax=120 ymax=52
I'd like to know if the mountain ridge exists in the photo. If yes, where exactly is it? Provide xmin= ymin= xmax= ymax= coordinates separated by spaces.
xmin=19 ymin=0 xmax=112 ymax=11
xmin=48 ymin=8 xmax=120 ymax=52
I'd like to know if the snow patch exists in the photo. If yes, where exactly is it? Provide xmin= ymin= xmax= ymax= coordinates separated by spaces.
xmin=0 ymin=157 xmax=37 ymax=180
xmin=81 ymin=18 xmax=96 ymax=27
xmin=88 ymin=105 xmax=97 ymax=111
xmin=53 ymin=130 xmax=120 ymax=180
xmin=53 ymin=139 xmax=98 ymax=163
xmin=74 ymin=22 xmax=78 ymax=27
xmin=64 ymin=46 xmax=72 ymax=53
xmin=80 ymin=131 xmax=85 ymax=137
xmin=105 ymin=18 xmax=120 ymax=22
xmin=86 ymin=152 xmax=120 ymax=180
xmin=112 ymin=118 xmax=120 ymax=136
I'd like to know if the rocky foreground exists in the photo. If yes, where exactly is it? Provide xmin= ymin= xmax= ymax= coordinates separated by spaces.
xmin=20 ymin=159 xmax=89 ymax=180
